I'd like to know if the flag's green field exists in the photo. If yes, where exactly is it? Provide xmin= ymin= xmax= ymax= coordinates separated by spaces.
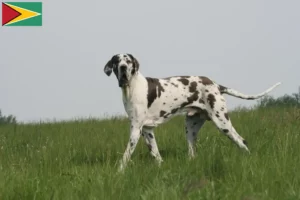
xmin=0 ymin=107 xmax=299 ymax=200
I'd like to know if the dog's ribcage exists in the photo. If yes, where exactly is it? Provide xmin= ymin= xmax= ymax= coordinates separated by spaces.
xmin=141 ymin=76 xmax=223 ymax=127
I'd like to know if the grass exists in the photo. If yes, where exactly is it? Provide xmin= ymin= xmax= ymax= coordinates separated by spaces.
xmin=0 ymin=106 xmax=300 ymax=200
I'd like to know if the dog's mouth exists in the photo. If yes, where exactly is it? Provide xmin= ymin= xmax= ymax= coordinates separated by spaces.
xmin=119 ymin=75 xmax=128 ymax=87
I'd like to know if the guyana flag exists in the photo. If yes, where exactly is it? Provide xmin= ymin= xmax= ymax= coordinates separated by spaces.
xmin=2 ymin=2 xmax=42 ymax=26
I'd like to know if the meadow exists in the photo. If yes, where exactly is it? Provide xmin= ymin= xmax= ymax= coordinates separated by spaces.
xmin=0 ymin=106 xmax=299 ymax=200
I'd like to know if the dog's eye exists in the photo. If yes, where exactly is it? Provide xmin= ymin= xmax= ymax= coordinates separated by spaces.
xmin=126 ymin=60 xmax=132 ymax=64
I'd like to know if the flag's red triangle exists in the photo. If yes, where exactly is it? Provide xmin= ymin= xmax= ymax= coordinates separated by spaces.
xmin=2 ymin=3 xmax=21 ymax=26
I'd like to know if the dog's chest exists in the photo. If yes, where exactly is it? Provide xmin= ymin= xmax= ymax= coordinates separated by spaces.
xmin=121 ymin=77 xmax=148 ymax=118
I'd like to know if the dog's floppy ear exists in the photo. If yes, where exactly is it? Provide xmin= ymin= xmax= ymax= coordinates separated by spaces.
xmin=127 ymin=54 xmax=139 ymax=74
xmin=104 ymin=58 xmax=113 ymax=76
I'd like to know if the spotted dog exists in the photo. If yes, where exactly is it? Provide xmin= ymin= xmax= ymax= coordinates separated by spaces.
xmin=103 ymin=53 xmax=281 ymax=171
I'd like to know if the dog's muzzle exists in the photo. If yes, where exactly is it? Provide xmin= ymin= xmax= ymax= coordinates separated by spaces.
xmin=119 ymin=76 xmax=128 ymax=87
xmin=118 ymin=66 xmax=128 ymax=87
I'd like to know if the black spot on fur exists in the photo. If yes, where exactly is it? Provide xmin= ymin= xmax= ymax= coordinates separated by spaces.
xmin=218 ymin=85 xmax=227 ymax=93
xmin=207 ymin=94 xmax=216 ymax=109
xmin=199 ymin=99 xmax=205 ymax=104
xmin=171 ymin=83 xmax=178 ymax=87
xmin=130 ymin=142 xmax=134 ymax=147
xmin=205 ymin=89 xmax=209 ymax=92
xmin=224 ymin=113 xmax=229 ymax=120
xmin=189 ymin=81 xmax=197 ymax=93
xmin=181 ymin=92 xmax=199 ymax=108
xmin=162 ymin=108 xmax=179 ymax=119
xmin=148 ymin=133 xmax=154 ymax=139
xmin=178 ymin=78 xmax=189 ymax=86
xmin=243 ymin=140 xmax=248 ymax=145
xmin=163 ymin=102 xmax=166 ymax=105
xmin=160 ymin=110 xmax=167 ymax=117
xmin=164 ymin=83 xmax=168 ymax=86
xmin=223 ymin=129 xmax=229 ymax=133
xmin=171 ymin=108 xmax=178 ymax=114
xmin=146 ymin=77 xmax=165 ymax=108
xmin=200 ymin=76 xmax=214 ymax=86
xmin=174 ymin=98 xmax=178 ymax=101
xmin=188 ymin=92 xmax=199 ymax=102
xmin=221 ymin=107 xmax=224 ymax=111
xmin=216 ymin=114 xmax=220 ymax=118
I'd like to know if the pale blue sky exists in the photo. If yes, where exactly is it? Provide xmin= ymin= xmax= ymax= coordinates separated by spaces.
xmin=0 ymin=0 xmax=299 ymax=123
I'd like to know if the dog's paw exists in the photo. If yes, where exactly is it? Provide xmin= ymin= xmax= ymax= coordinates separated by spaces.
xmin=117 ymin=161 xmax=126 ymax=173
xmin=156 ymin=158 xmax=163 ymax=167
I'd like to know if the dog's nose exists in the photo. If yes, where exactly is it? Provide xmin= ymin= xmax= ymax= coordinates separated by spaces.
xmin=120 ymin=65 xmax=127 ymax=71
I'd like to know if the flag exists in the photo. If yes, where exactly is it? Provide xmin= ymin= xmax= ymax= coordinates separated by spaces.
xmin=2 ymin=2 xmax=42 ymax=26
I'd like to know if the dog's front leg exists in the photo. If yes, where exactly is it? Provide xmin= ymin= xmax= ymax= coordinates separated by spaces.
xmin=118 ymin=124 xmax=142 ymax=172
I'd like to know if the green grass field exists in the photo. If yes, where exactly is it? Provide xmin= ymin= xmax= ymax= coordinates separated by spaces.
xmin=0 ymin=106 xmax=299 ymax=200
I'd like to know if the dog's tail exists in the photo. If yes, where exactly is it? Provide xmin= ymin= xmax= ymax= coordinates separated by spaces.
xmin=218 ymin=82 xmax=281 ymax=100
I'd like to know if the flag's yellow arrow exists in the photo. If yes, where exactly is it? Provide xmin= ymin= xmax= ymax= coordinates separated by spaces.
xmin=5 ymin=4 xmax=41 ymax=25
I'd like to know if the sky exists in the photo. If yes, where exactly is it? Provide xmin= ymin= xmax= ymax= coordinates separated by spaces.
xmin=0 ymin=0 xmax=299 ymax=123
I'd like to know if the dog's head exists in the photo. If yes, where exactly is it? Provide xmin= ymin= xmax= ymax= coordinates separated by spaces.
xmin=104 ymin=53 xmax=140 ymax=87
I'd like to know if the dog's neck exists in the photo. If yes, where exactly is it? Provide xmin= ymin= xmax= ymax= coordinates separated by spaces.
xmin=121 ymin=71 xmax=146 ymax=101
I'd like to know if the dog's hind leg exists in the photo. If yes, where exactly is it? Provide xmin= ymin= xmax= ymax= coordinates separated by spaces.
xmin=213 ymin=115 xmax=249 ymax=152
xmin=142 ymin=127 xmax=163 ymax=165
xmin=205 ymin=94 xmax=249 ymax=152
xmin=185 ymin=114 xmax=206 ymax=159
xmin=211 ymin=111 xmax=249 ymax=152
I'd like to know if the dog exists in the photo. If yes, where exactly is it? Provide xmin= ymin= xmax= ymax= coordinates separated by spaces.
xmin=103 ymin=53 xmax=281 ymax=171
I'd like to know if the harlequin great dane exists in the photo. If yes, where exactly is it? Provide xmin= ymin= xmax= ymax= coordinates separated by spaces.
xmin=103 ymin=53 xmax=281 ymax=171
